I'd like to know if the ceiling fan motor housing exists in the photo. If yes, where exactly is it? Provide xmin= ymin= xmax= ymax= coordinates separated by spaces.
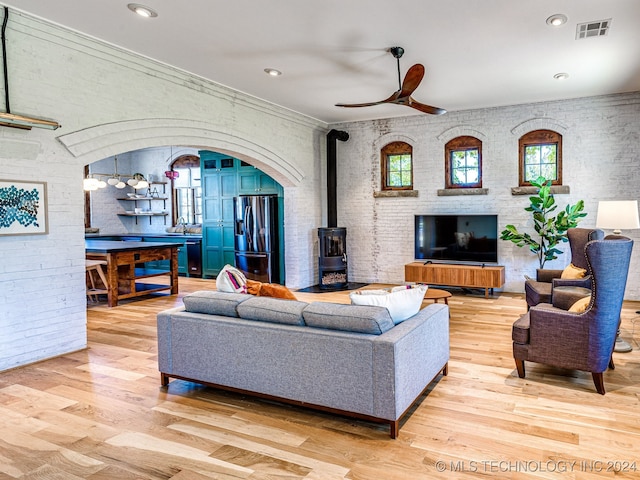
xmin=390 ymin=46 xmax=404 ymax=58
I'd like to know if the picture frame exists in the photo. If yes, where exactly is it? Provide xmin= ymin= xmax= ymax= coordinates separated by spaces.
xmin=0 ymin=179 xmax=49 ymax=236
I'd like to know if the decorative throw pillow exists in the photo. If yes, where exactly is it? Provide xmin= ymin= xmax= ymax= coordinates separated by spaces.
xmin=349 ymin=284 xmax=427 ymax=323
xmin=561 ymin=263 xmax=587 ymax=279
xmin=569 ymin=296 xmax=591 ymax=313
xmin=216 ymin=264 xmax=248 ymax=293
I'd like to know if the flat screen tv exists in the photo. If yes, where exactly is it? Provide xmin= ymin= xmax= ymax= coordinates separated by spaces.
xmin=415 ymin=214 xmax=498 ymax=263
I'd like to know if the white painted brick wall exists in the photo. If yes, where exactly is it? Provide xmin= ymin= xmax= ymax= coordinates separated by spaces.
xmin=333 ymin=93 xmax=640 ymax=299
xmin=0 ymin=13 xmax=325 ymax=371
xmin=1 ymin=11 xmax=639 ymax=373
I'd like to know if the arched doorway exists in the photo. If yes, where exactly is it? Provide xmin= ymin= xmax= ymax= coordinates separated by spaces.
xmin=62 ymin=118 xmax=314 ymax=290
xmin=167 ymin=154 xmax=201 ymax=226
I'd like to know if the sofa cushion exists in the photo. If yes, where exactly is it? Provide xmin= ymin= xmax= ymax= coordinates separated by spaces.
xmin=237 ymin=297 xmax=308 ymax=325
xmin=183 ymin=291 xmax=251 ymax=317
xmin=349 ymin=284 xmax=427 ymax=323
xmin=303 ymin=302 xmax=395 ymax=334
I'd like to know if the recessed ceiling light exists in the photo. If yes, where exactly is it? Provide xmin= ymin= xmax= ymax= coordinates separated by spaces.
xmin=553 ymin=72 xmax=569 ymax=80
xmin=546 ymin=14 xmax=568 ymax=26
xmin=264 ymin=68 xmax=282 ymax=77
xmin=127 ymin=3 xmax=158 ymax=18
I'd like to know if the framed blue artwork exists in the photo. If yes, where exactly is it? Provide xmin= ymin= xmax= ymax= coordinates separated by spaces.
xmin=0 ymin=179 xmax=49 ymax=236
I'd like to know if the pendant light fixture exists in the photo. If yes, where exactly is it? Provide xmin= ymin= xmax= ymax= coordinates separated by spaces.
xmin=84 ymin=156 xmax=145 ymax=191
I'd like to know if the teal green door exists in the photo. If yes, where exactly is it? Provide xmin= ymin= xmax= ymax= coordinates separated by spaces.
xmin=202 ymin=155 xmax=237 ymax=277
xmin=200 ymin=151 xmax=284 ymax=280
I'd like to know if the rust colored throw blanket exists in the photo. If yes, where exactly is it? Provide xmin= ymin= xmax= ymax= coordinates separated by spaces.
xmin=246 ymin=279 xmax=297 ymax=300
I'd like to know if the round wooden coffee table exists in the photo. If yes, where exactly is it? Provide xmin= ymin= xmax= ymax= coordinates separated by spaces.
xmin=423 ymin=288 xmax=452 ymax=305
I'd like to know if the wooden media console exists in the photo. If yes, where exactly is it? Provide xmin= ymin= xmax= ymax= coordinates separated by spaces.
xmin=405 ymin=262 xmax=505 ymax=298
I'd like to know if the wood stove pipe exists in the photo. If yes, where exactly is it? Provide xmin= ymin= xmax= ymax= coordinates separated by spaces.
xmin=2 ymin=7 xmax=10 ymax=114
xmin=326 ymin=129 xmax=349 ymax=228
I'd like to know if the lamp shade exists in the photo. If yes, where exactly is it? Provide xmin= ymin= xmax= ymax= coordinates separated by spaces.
xmin=596 ymin=200 xmax=640 ymax=234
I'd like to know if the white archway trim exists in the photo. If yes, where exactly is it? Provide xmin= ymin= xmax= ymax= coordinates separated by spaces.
xmin=511 ymin=118 xmax=568 ymax=137
xmin=57 ymin=118 xmax=304 ymax=186
xmin=372 ymin=132 xmax=418 ymax=152
xmin=437 ymin=125 xmax=488 ymax=144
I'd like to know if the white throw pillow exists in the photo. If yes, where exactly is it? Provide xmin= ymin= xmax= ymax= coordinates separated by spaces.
xmin=349 ymin=284 xmax=427 ymax=323
xmin=216 ymin=264 xmax=248 ymax=294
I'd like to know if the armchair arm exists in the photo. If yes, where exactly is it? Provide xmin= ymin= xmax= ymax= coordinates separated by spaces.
xmin=528 ymin=305 xmax=591 ymax=370
xmin=536 ymin=269 xmax=563 ymax=282
xmin=552 ymin=276 xmax=592 ymax=290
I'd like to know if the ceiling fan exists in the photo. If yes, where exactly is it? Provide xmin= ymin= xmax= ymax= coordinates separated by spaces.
xmin=335 ymin=46 xmax=446 ymax=115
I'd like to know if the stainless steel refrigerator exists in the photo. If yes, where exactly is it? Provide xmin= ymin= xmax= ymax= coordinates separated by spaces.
xmin=233 ymin=195 xmax=280 ymax=283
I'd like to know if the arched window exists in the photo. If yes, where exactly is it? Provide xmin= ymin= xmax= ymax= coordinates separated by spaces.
xmin=519 ymin=130 xmax=562 ymax=186
xmin=381 ymin=141 xmax=413 ymax=190
xmin=445 ymin=136 xmax=482 ymax=188
xmin=169 ymin=155 xmax=201 ymax=225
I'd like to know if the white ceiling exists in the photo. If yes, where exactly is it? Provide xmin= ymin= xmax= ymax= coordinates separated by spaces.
xmin=2 ymin=0 xmax=640 ymax=124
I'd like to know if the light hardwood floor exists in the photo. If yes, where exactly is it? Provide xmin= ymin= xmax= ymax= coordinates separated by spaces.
xmin=1 ymin=278 xmax=640 ymax=479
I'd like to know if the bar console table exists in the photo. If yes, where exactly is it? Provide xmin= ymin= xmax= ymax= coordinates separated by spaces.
xmin=86 ymin=240 xmax=179 ymax=307
xmin=405 ymin=262 xmax=505 ymax=298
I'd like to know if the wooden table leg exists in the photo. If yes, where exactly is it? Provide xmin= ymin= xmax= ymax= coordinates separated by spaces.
xmin=105 ymin=252 xmax=119 ymax=307
xmin=170 ymin=247 xmax=179 ymax=294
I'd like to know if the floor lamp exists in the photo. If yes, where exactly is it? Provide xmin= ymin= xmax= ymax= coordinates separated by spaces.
xmin=596 ymin=200 xmax=640 ymax=352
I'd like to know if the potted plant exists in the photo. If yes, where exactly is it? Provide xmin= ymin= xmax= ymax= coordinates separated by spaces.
xmin=500 ymin=176 xmax=587 ymax=268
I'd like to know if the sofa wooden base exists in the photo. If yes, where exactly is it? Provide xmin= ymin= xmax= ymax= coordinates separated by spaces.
xmin=160 ymin=362 xmax=448 ymax=439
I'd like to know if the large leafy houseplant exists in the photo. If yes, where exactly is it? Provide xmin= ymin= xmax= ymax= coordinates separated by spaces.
xmin=500 ymin=176 xmax=587 ymax=268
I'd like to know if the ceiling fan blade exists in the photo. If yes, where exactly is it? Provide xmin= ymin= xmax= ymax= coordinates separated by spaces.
xmin=335 ymin=48 xmax=447 ymax=115
xmin=407 ymin=97 xmax=447 ymax=115
xmin=335 ymin=101 xmax=387 ymax=108
xmin=399 ymin=64 xmax=425 ymax=97
xmin=335 ymin=91 xmax=400 ymax=108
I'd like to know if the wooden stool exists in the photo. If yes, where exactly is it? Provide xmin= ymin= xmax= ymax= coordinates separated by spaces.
xmin=86 ymin=259 xmax=109 ymax=302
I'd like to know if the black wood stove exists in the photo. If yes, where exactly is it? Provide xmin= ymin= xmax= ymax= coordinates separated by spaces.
xmin=318 ymin=227 xmax=347 ymax=289
xmin=318 ymin=129 xmax=350 ymax=290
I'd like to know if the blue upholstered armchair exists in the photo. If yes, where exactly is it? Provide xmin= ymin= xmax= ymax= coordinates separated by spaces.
xmin=524 ymin=228 xmax=604 ymax=309
xmin=513 ymin=236 xmax=633 ymax=394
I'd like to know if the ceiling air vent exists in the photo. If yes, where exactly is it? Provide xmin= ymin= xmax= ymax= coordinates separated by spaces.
xmin=576 ymin=19 xmax=611 ymax=39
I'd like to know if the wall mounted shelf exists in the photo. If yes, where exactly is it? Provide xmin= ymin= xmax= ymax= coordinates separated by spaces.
xmin=116 ymin=182 xmax=168 ymax=224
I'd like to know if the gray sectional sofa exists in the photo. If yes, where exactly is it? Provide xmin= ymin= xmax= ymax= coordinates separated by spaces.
xmin=157 ymin=290 xmax=450 ymax=438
